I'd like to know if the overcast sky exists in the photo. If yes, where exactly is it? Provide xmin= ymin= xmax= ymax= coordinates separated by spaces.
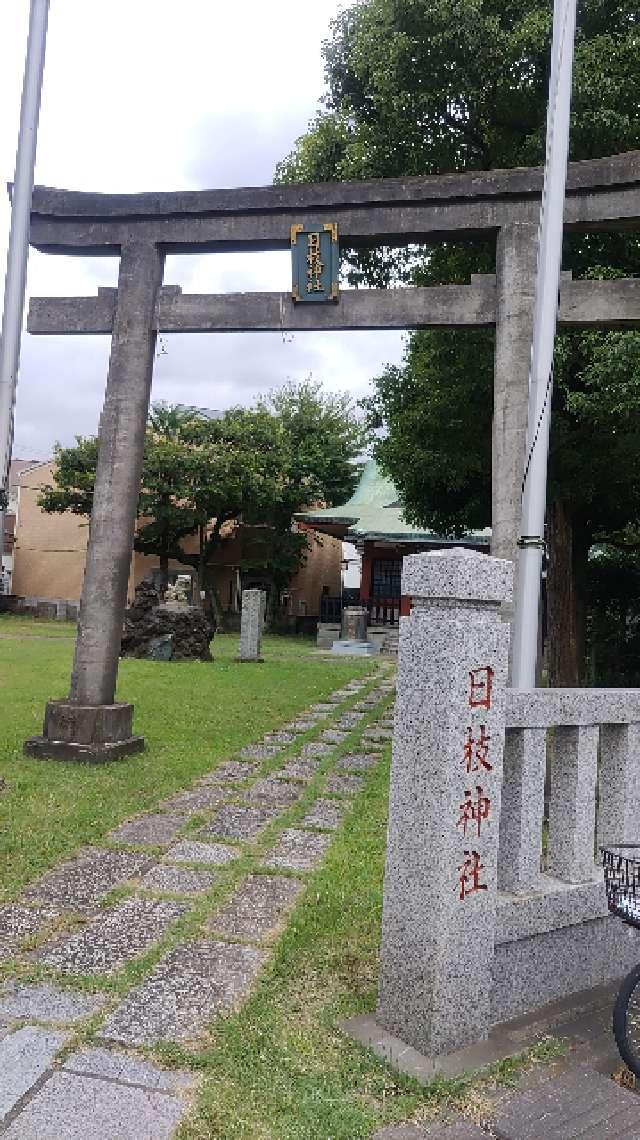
xmin=0 ymin=0 xmax=405 ymax=461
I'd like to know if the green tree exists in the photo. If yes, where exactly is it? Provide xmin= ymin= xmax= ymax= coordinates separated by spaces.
xmin=39 ymin=388 xmax=367 ymax=621
xmin=247 ymin=380 xmax=367 ymax=608
xmin=277 ymin=0 xmax=640 ymax=682
xmin=39 ymin=404 xmax=287 ymax=617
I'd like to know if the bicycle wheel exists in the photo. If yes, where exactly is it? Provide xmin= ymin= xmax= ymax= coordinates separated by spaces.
xmin=613 ymin=963 xmax=640 ymax=1077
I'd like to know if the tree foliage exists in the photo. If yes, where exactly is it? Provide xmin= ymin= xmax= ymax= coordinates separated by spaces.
xmin=39 ymin=386 xmax=366 ymax=614
xmin=278 ymin=0 xmax=640 ymax=681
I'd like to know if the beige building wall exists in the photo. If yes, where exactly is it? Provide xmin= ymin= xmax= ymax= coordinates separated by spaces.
xmin=12 ymin=462 xmax=89 ymax=601
xmin=288 ymin=525 xmax=341 ymax=616
xmin=12 ymin=472 xmax=343 ymax=616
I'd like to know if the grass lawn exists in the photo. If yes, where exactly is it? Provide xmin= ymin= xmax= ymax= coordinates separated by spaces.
xmin=0 ymin=622 xmax=373 ymax=902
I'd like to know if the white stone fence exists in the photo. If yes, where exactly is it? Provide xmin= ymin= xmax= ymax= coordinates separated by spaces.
xmin=501 ymin=689 xmax=640 ymax=895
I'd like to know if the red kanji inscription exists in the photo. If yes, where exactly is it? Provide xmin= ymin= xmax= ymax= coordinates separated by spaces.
xmin=457 ymin=849 xmax=488 ymax=900
xmin=457 ymin=785 xmax=491 ymax=838
xmin=463 ymin=725 xmax=492 ymax=773
xmin=468 ymin=666 xmax=494 ymax=710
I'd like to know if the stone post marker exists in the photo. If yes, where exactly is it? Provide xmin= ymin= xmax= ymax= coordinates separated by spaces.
xmin=238 ymin=589 xmax=265 ymax=662
xmin=377 ymin=548 xmax=512 ymax=1057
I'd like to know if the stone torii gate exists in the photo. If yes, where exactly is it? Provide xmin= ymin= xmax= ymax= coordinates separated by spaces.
xmin=22 ymin=150 xmax=640 ymax=760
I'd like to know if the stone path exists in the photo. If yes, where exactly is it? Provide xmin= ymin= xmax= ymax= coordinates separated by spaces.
xmin=373 ymin=1067 xmax=640 ymax=1139
xmin=0 ymin=667 xmax=396 ymax=1137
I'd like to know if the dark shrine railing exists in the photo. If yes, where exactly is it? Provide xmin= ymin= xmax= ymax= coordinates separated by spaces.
xmin=319 ymin=595 xmax=400 ymax=626
xmin=366 ymin=597 xmax=400 ymax=626
xmin=320 ymin=595 xmax=343 ymax=623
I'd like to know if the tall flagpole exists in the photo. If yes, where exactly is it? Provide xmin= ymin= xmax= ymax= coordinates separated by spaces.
xmin=0 ymin=0 xmax=50 ymax=582
xmin=511 ymin=0 xmax=578 ymax=689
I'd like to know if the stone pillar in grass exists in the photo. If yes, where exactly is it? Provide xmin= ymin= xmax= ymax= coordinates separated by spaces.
xmin=238 ymin=589 xmax=265 ymax=662
xmin=377 ymin=548 xmax=512 ymax=1057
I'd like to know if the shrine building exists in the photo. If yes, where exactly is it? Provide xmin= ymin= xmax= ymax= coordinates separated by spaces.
xmin=296 ymin=459 xmax=490 ymax=649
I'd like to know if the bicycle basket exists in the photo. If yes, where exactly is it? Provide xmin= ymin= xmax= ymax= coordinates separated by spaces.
xmin=602 ymin=845 xmax=640 ymax=929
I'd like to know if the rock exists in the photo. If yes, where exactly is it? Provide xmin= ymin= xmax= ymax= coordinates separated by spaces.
xmin=121 ymin=579 xmax=214 ymax=662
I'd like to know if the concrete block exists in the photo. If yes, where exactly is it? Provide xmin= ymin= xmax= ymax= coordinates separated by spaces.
xmin=2 ymin=1071 xmax=187 ymax=1139
xmin=36 ymin=897 xmax=188 ymax=975
xmin=0 ymin=983 xmax=106 ymax=1025
xmin=208 ymin=874 xmax=304 ymax=940
xmin=0 ymin=1026 xmax=66 ymax=1121
xmin=99 ymin=939 xmax=268 ymax=1044
xmin=23 ymin=848 xmax=153 ymax=912
xmin=264 ymin=828 xmax=331 ymax=872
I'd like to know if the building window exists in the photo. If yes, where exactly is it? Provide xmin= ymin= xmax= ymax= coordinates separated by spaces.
xmin=372 ymin=558 xmax=401 ymax=599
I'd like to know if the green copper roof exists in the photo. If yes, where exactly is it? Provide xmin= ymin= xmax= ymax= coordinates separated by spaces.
xmin=297 ymin=459 xmax=491 ymax=545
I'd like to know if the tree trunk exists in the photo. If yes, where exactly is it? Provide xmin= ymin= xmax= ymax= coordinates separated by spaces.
xmin=546 ymin=500 xmax=590 ymax=686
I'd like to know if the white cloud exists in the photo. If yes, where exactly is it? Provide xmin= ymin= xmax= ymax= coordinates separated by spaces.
xmin=0 ymin=0 xmax=404 ymax=460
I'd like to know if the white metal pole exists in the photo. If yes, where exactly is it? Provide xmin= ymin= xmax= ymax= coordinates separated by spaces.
xmin=0 ymin=0 xmax=50 ymax=585
xmin=511 ymin=0 xmax=578 ymax=689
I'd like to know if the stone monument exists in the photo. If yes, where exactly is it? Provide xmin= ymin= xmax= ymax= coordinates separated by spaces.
xmin=238 ymin=588 xmax=265 ymax=662
xmin=377 ymin=548 xmax=512 ymax=1057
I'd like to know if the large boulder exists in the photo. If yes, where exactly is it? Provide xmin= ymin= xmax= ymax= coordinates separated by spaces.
xmin=121 ymin=579 xmax=214 ymax=661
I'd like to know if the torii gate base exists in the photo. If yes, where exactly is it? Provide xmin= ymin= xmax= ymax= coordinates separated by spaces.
xmin=18 ymin=151 xmax=640 ymax=760
xmin=25 ymin=700 xmax=144 ymax=763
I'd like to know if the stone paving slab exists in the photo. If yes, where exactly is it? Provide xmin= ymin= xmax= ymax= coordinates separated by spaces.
xmin=199 ymin=760 xmax=260 ymax=783
xmin=107 ymin=813 xmax=186 ymax=848
xmin=320 ymin=730 xmax=350 ymax=745
xmin=263 ymin=731 xmax=296 ymax=746
xmin=300 ymin=798 xmax=349 ymax=831
xmin=36 ymin=897 xmax=188 ymax=976
xmin=239 ymin=743 xmax=282 ymax=761
xmin=2 ymin=1071 xmax=187 ymax=1139
xmin=325 ymin=774 xmax=366 ymax=796
xmin=200 ymin=804 xmax=281 ymax=842
xmin=22 ymin=849 xmax=153 ymax=913
xmin=247 ymin=777 xmax=305 ymax=807
xmin=99 ymin=939 xmax=268 ymax=1045
xmin=0 ymin=982 xmax=106 ymax=1025
xmin=158 ymin=787 xmax=230 ymax=814
xmin=275 ymin=757 xmax=322 ymax=781
xmin=0 ymin=1025 xmax=67 ymax=1121
xmin=337 ymin=752 xmax=380 ymax=772
xmin=301 ymin=741 xmax=334 ymax=758
xmin=62 ymin=1045 xmax=194 ymax=1091
xmin=308 ymin=703 xmax=335 ymax=714
xmin=492 ymin=1066 xmax=640 ymax=1139
xmin=284 ymin=719 xmax=318 ymax=732
xmin=163 ymin=840 xmax=238 ymax=866
xmin=208 ymin=874 xmax=304 ymax=941
xmin=336 ymin=713 xmax=366 ymax=729
xmin=264 ymin=828 xmax=332 ymax=872
xmin=139 ymin=865 xmax=218 ymax=896
xmin=0 ymin=904 xmax=60 ymax=960
xmin=364 ymin=727 xmax=393 ymax=741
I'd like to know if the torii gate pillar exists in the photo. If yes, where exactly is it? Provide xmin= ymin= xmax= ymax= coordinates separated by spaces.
xmin=25 ymin=241 xmax=165 ymax=761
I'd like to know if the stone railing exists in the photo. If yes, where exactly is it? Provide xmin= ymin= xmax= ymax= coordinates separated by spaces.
xmin=499 ymin=689 xmax=640 ymax=895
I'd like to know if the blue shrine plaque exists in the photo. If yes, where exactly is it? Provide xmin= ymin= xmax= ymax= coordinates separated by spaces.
xmin=291 ymin=223 xmax=339 ymax=303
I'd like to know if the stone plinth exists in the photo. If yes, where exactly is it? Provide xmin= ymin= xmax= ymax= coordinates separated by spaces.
xmin=238 ymin=589 xmax=265 ymax=662
xmin=341 ymin=606 xmax=368 ymax=641
xmin=377 ymin=548 xmax=512 ymax=1058
xmin=24 ymin=700 xmax=144 ymax=763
